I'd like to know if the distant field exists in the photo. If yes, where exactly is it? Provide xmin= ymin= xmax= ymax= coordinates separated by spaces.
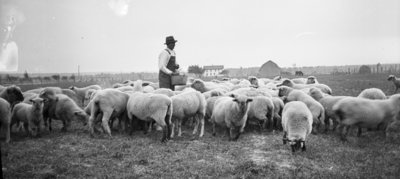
xmin=2 ymin=73 xmax=400 ymax=178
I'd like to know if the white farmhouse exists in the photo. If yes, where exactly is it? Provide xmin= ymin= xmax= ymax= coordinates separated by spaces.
xmin=203 ymin=65 xmax=224 ymax=77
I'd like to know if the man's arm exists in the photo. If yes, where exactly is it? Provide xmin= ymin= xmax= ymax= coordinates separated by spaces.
xmin=158 ymin=51 xmax=173 ymax=75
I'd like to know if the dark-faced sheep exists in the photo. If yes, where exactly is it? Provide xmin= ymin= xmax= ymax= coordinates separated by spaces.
xmin=0 ymin=98 xmax=11 ymax=143
xmin=387 ymin=75 xmax=400 ymax=94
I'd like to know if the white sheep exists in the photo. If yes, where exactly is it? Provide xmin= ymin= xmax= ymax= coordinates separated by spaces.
xmin=88 ymin=89 xmax=130 ymax=137
xmin=190 ymin=79 xmax=231 ymax=93
xmin=278 ymin=86 xmax=325 ymax=133
xmin=333 ymin=94 xmax=400 ymax=141
xmin=202 ymin=88 xmax=226 ymax=99
xmin=292 ymin=78 xmax=307 ymax=84
xmin=205 ymin=96 xmax=221 ymax=120
xmin=22 ymin=92 xmax=38 ymax=104
xmin=281 ymin=101 xmax=313 ymax=152
xmin=0 ymin=98 xmax=11 ymax=143
xmin=246 ymin=96 xmax=274 ymax=131
xmin=126 ymin=90 xmax=173 ymax=142
xmin=70 ymin=85 xmax=102 ymax=107
xmin=358 ymin=88 xmax=387 ymax=100
xmin=278 ymin=79 xmax=332 ymax=95
xmin=170 ymin=90 xmax=207 ymax=138
xmin=387 ymin=75 xmax=400 ymax=94
xmin=226 ymin=87 xmax=272 ymax=98
xmin=152 ymin=88 xmax=175 ymax=97
xmin=308 ymin=87 xmax=347 ymax=132
xmin=211 ymin=94 xmax=253 ymax=141
xmin=11 ymin=97 xmax=44 ymax=137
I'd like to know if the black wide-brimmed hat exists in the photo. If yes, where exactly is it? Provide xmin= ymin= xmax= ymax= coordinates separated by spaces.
xmin=165 ymin=36 xmax=177 ymax=45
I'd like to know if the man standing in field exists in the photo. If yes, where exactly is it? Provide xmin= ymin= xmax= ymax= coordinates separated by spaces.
xmin=158 ymin=36 xmax=180 ymax=90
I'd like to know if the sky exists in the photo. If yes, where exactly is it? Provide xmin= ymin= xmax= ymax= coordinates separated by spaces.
xmin=1 ymin=0 xmax=399 ymax=73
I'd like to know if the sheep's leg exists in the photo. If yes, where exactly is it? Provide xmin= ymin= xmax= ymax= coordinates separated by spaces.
xmin=3 ymin=121 xmax=10 ymax=143
xmin=302 ymin=142 xmax=306 ymax=152
xmin=229 ymin=127 xmax=235 ymax=141
xmin=234 ymin=127 xmax=241 ymax=141
xmin=283 ymin=131 xmax=287 ymax=144
xmin=88 ymin=115 xmax=95 ymax=137
xmin=24 ymin=122 xmax=30 ymax=137
xmin=324 ymin=116 xmax=330 ymax=133
xmin=357 ymin=127 xmax=362 ymax=137
xmin=169 ymin=118 xmax=175 ymax=138
xmin=192 ymin=116 xmax=199 ymax=135
xmin=341 ymin=125 xmax=350 ymax=141
xmin=212 ymin=122 xmax=216 ymax=136
xmin=178 ymin=118 xmax=183 ymax=137
xmin=199 ymin=116 xmax=205 ymax=137
xmin=101 ymin=111 xmax=113 ymax=137
xmin=48 ymin=118 xmax=52 ymax=131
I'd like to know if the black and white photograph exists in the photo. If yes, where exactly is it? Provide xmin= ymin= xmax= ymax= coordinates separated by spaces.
xmin=1 ymin=0 xmax=400 ymax=178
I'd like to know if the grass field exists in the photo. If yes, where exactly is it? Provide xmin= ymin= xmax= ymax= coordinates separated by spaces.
xmin=2 ymin=73 xmax=400 ymax=178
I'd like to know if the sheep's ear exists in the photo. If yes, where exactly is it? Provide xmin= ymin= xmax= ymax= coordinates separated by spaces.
xmin=229 ymin=94 xmax=236 ymax=98
xmin=69 ymin=86 xmax=75 ymax=90
xmin=55 ymin=97 xmax=59 ymax=102
xmin=29 ymin=99 xmax=34 ymax=103
xmin=74 ymin=111 xmax=81 ymax=116
xmin=246 ymin=98 xmax=253 ymax=103
xmin=232 ymin=98 xmax=238 ymax=102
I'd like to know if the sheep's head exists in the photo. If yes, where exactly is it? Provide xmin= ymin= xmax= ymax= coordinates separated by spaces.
xmin=190 ymin=79 xmax=206 ymax=93
xmin=273 ymin=76 xmax=282 ymax=81
xmin=309 ymin=87 xmax=323 ymax=101
xmin=306 ymin=76 xmax=317 ymax=84
xmin=289 ymin=140 xmax=306 ymax=152
xmin=2 ymin=85 xmax=24 ymax=104
xmin=278 ymin=86 xmax=292 ymax=97
xmin=248 ymin=76 xmax=258 ymax=86
xmin=39 ymin=88 xmax=57 ymax=101
xmin=69 ymin=86 xmax=76 ymax=90
xmin=277 ymin=79 xmax=293 ymax=87
xmin=232 ymin=95 xmax=253 ymax=112
xmin=388 ymin=75 xmax=396 ymax=81
xmin=74 ymin=110 xmax=89 ymax=125
xmin=29 ymin=97 xmax=44 ymax=111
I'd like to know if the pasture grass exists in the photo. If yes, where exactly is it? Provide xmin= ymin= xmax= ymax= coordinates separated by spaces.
xmin=2 ymin=73 xmax=400 ymax=178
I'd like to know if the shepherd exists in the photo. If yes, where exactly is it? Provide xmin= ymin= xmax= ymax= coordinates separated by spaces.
xmin=158 ymin=36 xmax=180 ymax=90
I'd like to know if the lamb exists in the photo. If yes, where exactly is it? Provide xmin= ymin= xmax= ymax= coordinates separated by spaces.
xmin=84 ymin=88 xmax=98 ymax=104
xmin=88 ymin=89 xmax=130 ymax=137
xmin=39 ymin=93 xmax=89 ymax=132
xmin=246 ymin=96 xmax=274 ymax=131
xmin=308 ymin=87 xmax=347 ymax=132
xmin=387 ymin=75 xmax=400 ymax=94
xmin=278 ymin=86 xmax=325 ymax=133
xmin=358 ymin=88 xmax=387 ymax=100
xmin=0 ymin=98 xmax=11 ymax=143
xmin=170 ymin=90 xmax=207 ymax=138
xmin=281 ymin=101 xmax=313 ymax=152
xmin=70 ymin=85 xmax=102 ymax=107
xmin=333 ymin=94 xmax=400 ymax=141
xmin=278 ymin=79 xmax=332 ymax=95
xmin=11 ymin=97 xmax=44 ymax=137
xmin=211 ymin=94 xmax=253 ymax=141
xmin=126 ymin=89 xmax=173 ymax=142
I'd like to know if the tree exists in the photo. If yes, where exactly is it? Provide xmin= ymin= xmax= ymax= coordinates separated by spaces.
xmin=220 ymin=69 xmax=229 ymax=76
xmin=188 ymin=65 xmax=204 ymax=77
xmin=70 ymin=74 xmax=76 ymax=82
xmin=51 ymin=74 xmax=60 ymax=81
xmin=23 ymin=70 xmax=30 ymax=79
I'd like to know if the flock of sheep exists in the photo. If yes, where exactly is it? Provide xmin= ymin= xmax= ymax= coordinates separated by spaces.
xmin=0 ymin=74 xmax=399 ymax=152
